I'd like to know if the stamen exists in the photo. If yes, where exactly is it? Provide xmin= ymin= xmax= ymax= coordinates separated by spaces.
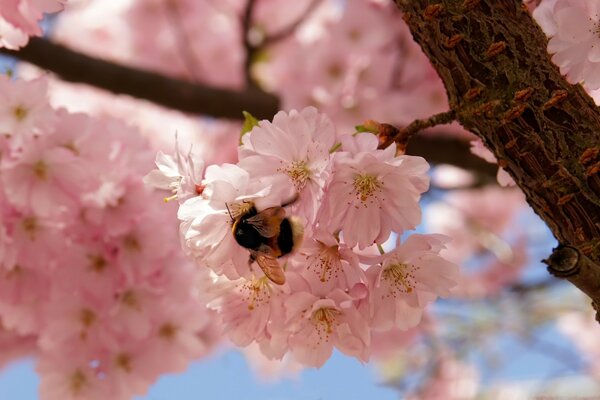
xmin=382 ymin=262 xmax=418 ymax=296
xmin=353 ymin=174 xmax=381 ymax=202
xmin=312 ymin=307 xmax=340 ymax=336
xmin=279 ymin=160 xmax=311 ymax=191
xmin=12 ymin=105 xmax=28 ymax=121
xmin=33 ymin=160 xmax=48 ymax=181
xmin=241 ymin=277 xmax=271 ymax=311
xmin=69 ymin=370 xmax=88 ymax=395
xmin=159 ymin=323 xmax=177 ymax=340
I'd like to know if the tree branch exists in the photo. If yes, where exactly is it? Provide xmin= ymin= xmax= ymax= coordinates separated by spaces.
xmin=0 ymin=37 xmax=280 ymax=120
xmin=395 ymin=0 xmax=600 ymax=310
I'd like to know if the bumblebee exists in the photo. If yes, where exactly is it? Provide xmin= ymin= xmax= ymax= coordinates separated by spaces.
xmin=227 ymin=199 xmax=303 ymax=285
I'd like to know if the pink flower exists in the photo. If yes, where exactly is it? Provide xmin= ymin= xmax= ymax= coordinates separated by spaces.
xmin=294 ymin=229 xmax=366 ymax=295
xmin=285 ymin=288 xmax=370 ymax=368
xmin=38 ymin=353 xmax=110 ymax=400
xmin=318 ymin=133 xmax=430 ymax=249
xmin=143 ymin=136 xmax=205 ymax=204
xmin=533 ymin=0 xmax=600 ymax=89
xmin=0 ymin=76 xmax=56 ymax=145
xmin=239 ymin=107 xmax=336 ymax=223
xmin=208 ymin=275 xmax=288 ymax=347
xmin=0 ymin=17 xmax=28 ymax=49
xmin=0 ymin=0 xmax=65 ymax=36
xmin=366 ymin=234 xmax=459 ymax=331
xmin=1 ymin=135 xmax=92 ymax=217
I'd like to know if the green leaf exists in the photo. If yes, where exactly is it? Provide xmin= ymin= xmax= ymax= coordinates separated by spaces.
xmin=240 ymin=111 xmax=259 ymax=144
xmin=355 ymin=124 xmax=369 ymax=133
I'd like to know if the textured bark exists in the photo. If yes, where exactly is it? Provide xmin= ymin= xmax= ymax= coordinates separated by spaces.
xmin=395 ymin=0 xmax=600 ymax=311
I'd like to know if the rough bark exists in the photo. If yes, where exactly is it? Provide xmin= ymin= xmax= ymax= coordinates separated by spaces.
xmin=395 ymin=0 xmax=600 ymax=313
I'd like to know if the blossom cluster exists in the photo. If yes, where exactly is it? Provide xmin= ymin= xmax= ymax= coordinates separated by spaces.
xmin=0 ymin=75 xmax=219 ymax=400
xmin=147 ymin=106 xmax=459 ymax=368
xmin=0 ymin=0 xmax=65 ymax=49
xmin=46 ymin=0 xmax=455 ymax=136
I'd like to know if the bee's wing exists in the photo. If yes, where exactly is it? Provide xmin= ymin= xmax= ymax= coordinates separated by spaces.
xmin=245 ymin=207 xmax=286 ymax=237
xmin=252 ymin=251 xmax=286 ymax=285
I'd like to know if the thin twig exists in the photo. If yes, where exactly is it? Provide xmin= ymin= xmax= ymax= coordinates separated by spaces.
xmin=241 ymin=0 xmax=258 ymax=87
xmin=262 ymin=0 xmax=324 ymax=47
xmin=163 ymin=0 xmax=203 ymax=83
xmin=377 ymin=110 xmax=457 ymax=151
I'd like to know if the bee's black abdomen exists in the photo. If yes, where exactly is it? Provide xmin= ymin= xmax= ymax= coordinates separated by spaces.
xmin=277 ymin=218 xmax=294 ymax=256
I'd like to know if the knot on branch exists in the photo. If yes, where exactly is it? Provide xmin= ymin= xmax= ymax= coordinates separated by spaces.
xmin=544 ymin=245 xmax=580 ymax=278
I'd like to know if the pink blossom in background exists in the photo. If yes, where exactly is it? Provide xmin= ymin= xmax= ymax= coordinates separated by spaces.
xmin=0 ymin=77 xmax=220 ymax=399
xmin=533 ymin=0 xmax=600 ymax=89
xmin=0 ymin=0 xmax=65 ymax=49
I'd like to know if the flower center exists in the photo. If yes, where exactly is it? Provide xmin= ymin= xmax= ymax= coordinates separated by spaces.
xmin=69 ymin=370 xmax=88 ymax=395
xmin=79 ymin=308 xmax=96 ymax=328
xmin=241 ymin=276 xmax=271 ymax=311
xmin=115 ymin=353 xmax=132 ymax=372
xmin=280 ymin=160 xmax=311 ymax=191
xmin=382 ymin=262 xmax=418 ymax=296
xmin=120 ymin=290 xmax=141 ymax=311
xmin=311 ymin=307 xmax=340 ymax=335
xmin=87 ymin=254 xmax=107 ymax=273
xmin=21 ymin=217 xmax=38 ymax=240
xmin=33 ymin=160 xmax=48 ymax=181
xmin=306 ymin=244 xmax=340 ymax=283
xmin=159 ymin=323 xmax=177 ymax=340
xmin=12 ymin=105 xmax=28 ymax=121
xmin=353 ymin=173 xmax=381 ymax=202
xmin=122 ymin=234 xmax=141 ymax=252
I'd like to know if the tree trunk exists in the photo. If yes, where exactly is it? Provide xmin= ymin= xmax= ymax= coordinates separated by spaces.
xmin=394 ymin=0 xmax=600 ymax=315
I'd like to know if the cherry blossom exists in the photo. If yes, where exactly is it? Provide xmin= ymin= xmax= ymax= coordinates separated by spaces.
xmin=0 ymin=0 xmax=66 ymax=49
xmin=533 ymin=0 xmax=600 ymax=89
xmin=367 ymin=234 xmax=459 ymax=331
xmin=318 ymin=133 xmax=429 ymax=249
xmin=239 ymin=106 xmax=336 ymax=223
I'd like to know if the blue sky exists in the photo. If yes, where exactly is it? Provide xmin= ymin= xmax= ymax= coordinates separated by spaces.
xmin=0 ymin=350 xmax=397 ymax=400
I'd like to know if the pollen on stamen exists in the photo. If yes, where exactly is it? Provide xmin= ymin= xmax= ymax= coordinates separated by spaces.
xmin=241 ymin=277 xmax=271 ymax=311
xmin=21 ymin=217 xmax=38 ymax=240
xmin=12 ymin=105 xmax=28 ymax=121
xmin=382 ymin=262 xmax=418 ymax=297
xmin=353 ymin=173 xmax=381 ymax=203
xmin=33 ymin=160 xmax=48 ymax=181
xmin=69 ymin=370 xmax=88 ymax=395
xmin=306 ymin=245 xmax=340 ymax=283
xmin=159 ymin=323 xmax=177 ymax=340
xmin=115 ymin=353 xmax=133 ymax=373
xmin=311 ymin=307 xmax=340 ymax=338
xmin=279 ymin=160 xmax=311 ymax=191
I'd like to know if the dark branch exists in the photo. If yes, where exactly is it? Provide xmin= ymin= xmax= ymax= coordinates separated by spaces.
xmin=2 ymin=37 xmax=496 ymax=180
xmin=0 ymin=37 xmax=280 ymax=120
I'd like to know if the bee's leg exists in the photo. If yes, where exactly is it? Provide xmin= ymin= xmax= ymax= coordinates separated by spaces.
xmin=248 ymin=252 xmax=256 ymax=272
